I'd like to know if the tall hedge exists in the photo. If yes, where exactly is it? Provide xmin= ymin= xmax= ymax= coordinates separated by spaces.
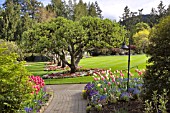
xmin=142 ymin=16 xmax=170 ymax=100
xmin=0 ymin=41 xmax=33 ymax=112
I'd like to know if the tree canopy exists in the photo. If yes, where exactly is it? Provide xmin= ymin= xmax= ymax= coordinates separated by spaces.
xmin=143 ymin=16 xmax=170 ymax=100
xmin=22 ymin=16 xmax=126 ymax=73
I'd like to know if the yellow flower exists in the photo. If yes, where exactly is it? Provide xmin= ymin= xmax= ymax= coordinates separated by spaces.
xmin=97 ymin=84 xmax=101 ymax=87
xmin=82 ymin=90 xmax=86 ymax=93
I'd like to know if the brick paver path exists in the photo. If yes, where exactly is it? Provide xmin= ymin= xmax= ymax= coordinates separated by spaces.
xmin=44 ymin=84 xmax=87 ymax=113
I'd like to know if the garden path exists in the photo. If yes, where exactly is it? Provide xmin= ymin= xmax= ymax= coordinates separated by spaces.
xmin=44 ymin=84 xmax=87 ymax=113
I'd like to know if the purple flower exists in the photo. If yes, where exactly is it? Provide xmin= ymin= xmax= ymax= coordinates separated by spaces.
xmin=136 ymin=84 xmax=143 ymax=87
xmin=120 ymin=92 xmax=131 ymax=100
xmin=128 ymin=88 xmax=135 ymax=93
xmin=99 ymin=95 xmax=107 ymax=101
xmin=24 ymin=107 xmax=32 ymax=113
xmin=38 ymin=100 xmax=42 ymax=105
xmin=43 ymin=86 xmax=47 ymax=92
xmin=133 ymin=88 xmax=140 ymax=95
xmin=85 ymin=83 xmax=94 ymax=90
xmin=90 ymin=90 xmax=98 ymax=96
xmin=122 ymin=78 xmax=128 ymax=82
xmin=134 ymin=78 xmax=139 ymax=81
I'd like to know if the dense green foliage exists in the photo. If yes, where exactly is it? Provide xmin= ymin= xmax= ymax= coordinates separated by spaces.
xmin=133 ymin=29 xmax=150 ymax=53
xmin=47 ymin=0 xmax=102 ymax=20
xmin=0 ymin=41 xmax=33 ymax=112
xmin=142 ymin=16 xmax=170 ymax=100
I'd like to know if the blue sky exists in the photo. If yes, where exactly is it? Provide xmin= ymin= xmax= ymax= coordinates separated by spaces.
xmin=0 ymin=0 xmax=170 ymax=21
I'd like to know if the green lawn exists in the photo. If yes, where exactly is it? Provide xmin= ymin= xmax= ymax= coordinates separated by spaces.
xmin=44 ymin=76 xmax=93 ymax=84
xmin=25 ymin=62 xmax=62 ymax=76
xmin=26 ymin=54 xmax=148 ymax=84
xmin=79 ymin=54 xmax=148 ymax=71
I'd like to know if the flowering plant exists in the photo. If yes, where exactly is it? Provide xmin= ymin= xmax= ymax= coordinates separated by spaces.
xmin=24 ymin=75 xmax=50 ymax=113
xmin=42 ymin=68 xmax=106 ymax=79
xmin=83 ymin=69 xmax=145 ymax=111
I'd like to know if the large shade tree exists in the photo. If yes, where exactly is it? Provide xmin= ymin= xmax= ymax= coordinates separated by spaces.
xmin=23 ymin=17 xmax=126 ymax=73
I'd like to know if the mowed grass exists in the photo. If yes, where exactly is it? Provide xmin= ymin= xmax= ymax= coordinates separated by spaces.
xmin=26 ymin=55 xmax=148 ymax=84
xmin=45 ymin=76 xmax=93 ymax=85
xmin=79 ymin=54 xmax=148 ymax=72
xmin=25 ymin=62 xmax=61 ymax=76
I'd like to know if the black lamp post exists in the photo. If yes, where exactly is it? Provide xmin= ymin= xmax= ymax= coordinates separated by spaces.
xmin=121 ymin=36 xmax=131 ymax=92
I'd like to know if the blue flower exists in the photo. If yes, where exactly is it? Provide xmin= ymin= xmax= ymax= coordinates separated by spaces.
xmin=134 ymin=78 xmax=138 ymax=81
xmin=123 ymin=78 xmax=128 ymax=82
xmin=24 ymin=107 xmax=32 ymax=113
xmin=136 ymin=84 xmax=143 ymax=87
xmin=90 ymin=90 xmax=98 ymax=96
xmin=118 ymin=78 xmax=123 ymax=82
xmin=133 ymin=88 xmax=140 ymax=95
xmin=120 ymin=92 xmax=131 ymax=101
xmin=128 ymin=88 xmax=135 ymax=93
xmin=99 ymin=95 xmax=107 ymax=101
xmin=104 ymin=80 xmax=107 ymax=84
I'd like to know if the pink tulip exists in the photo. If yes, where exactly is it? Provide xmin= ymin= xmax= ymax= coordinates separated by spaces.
xmin=138 ymin=71 xmax=143 ymax=76
xmin=112 ymin=78 xmax=115 ymax=82
xmin=104 ymin=88 xmax=106 ymax=92
xmin=104 ymin=75 xmax=107 ymax=79
xmin=110 ymin=75 xmax=114 ymax=79
xmin=101 ymin=71 xmax=105 ymax=75
xmin=120 ymin=73 xmax=124 ymax=77
xmin=108 ymin=82 xmax=111 ymax=86
xmin=101 ymin=76 xmax=105 ymax=81
xmin=94 ymin=77 xmax=97 ymax=81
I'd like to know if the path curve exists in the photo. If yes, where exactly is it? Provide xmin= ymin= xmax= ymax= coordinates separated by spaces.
xmin=44 ymin=84 xmax=87 ymax=113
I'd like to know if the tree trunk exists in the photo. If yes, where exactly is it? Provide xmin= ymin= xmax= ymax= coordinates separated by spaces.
xmin=70 ymin=64 xmax=77 ymax=73
xmin=70 ymin=50 xmax=77 ymax=73
xmin=61 ymin=50 xmax=66 ymax=68
xmin=53 ymin=54 xmax=57 ymax=64
xmin=61 ymin=60 xmax=66 ymax=68
xmin=58 ymin=60 xmax=61 ymax=66
xmin=57 ymin=55 xmax=61 ymax=66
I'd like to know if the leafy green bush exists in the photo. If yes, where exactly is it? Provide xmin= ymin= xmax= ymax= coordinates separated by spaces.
xmin=0 ymin=41 xmax=33 ymax=112
xmin=144 ymin=89 xmax=168 ymax=113
xmin=142 ymin=16 xmax=170 ymax=100
xmin=0 ymin=39 xmax=24 ymax=61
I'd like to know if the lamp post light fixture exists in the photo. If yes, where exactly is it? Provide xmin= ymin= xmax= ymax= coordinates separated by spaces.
xmin=121 ymin=37 xmax=131 ymax=92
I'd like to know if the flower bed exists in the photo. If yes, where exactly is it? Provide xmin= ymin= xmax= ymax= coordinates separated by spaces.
xmin=82 ymin=69 xmax=145 ymax=113
xmin=44 ymin=65 xmax=69 ymax=71
xmin=42 ymin=68 xmax=106 ymax=79
xmin=23 ymin=75 xmax=52 ymax=113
